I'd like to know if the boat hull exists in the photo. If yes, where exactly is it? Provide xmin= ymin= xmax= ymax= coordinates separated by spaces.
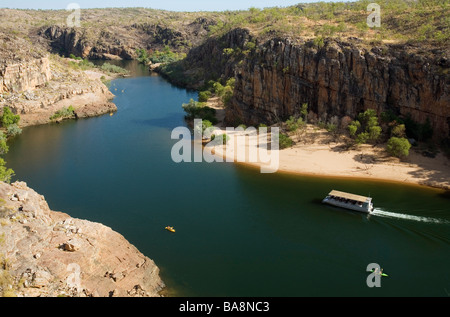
xmin=322 ymin=198 xmax=373 ymax=214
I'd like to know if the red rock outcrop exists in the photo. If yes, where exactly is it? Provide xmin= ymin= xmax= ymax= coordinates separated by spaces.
xmin=228 ymin=37 xmax=449 ymax=140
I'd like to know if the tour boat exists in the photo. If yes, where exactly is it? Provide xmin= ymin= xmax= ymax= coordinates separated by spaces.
xmin=322 ymin=190 xmax=374 ymax=214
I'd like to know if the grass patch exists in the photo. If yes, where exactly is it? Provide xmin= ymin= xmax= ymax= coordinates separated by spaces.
xmin=50 ymin=106 xmax=76 ymax=121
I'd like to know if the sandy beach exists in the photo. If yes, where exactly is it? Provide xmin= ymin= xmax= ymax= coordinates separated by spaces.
xmin=206 ymin=102 xmax=450 ymax=191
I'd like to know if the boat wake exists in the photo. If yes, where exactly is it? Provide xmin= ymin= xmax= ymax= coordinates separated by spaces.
xmin=371 ymin=208 xmax=449 ymax=224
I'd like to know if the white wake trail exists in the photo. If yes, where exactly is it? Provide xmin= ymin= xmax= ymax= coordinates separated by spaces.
xmin=372 ymin=208 xmax=449 ymax=224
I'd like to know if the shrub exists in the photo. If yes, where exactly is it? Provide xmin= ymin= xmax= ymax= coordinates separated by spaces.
xmin=285 ymin=116 xmax=305 ymax=132
xmin=221 ymin=86 xmax=234 ymax=106
xmin=0 ymin=133 xmax=8 ymax=155
xmin=279 ymin=133 xmax=293 ymax=149
xmin=1 ymin=107 xmax=20 ymax=128
xmin=387 ymin=137 xmax=411 ymax=158
xmin=313 ymin=36 xmax=325 ymax=48
xmin=182 ymin=99 xmax=217 ymax=124
xmin=50 ymin=106 xmax=76 ymax=121
xmin=100 ymin=63 xmax=128 ymax=74
xmin=348 ymin=109 xmax=382 ymax=144
xmin=212 ymin=82 xmax=225 ymax=96
xmin=348 ymin=121 xmax=360 ymax=137
xmin=6 ymin=124 xmax=22 ymax=137
xmin=211 ymin=133 xmax=230 ymax=145
xmin=198 ymin=91 xmax=212 ymax=102
xmin=300 ymin=103 xmax=308 ymax=123
xmin=148 ymin=46 xmax=186 ymax=64
xmin=0 ymin=158 xmax=14 ymax=183
xmin=136 ymin=48 xmax=149 ymax=64
xmin=78 ymin=59 xmax=95 ymax=70
xmin=355 ymin=132 xmax=370 ymax=145
xmin=391 ymin=123 xmax=406 ymax=138
xmin=69 ymin=54 xmax=82 ymax=60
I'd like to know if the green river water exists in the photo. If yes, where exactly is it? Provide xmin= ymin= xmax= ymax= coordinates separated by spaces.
xmin=5 ymin=61 xmax=450 ymax=297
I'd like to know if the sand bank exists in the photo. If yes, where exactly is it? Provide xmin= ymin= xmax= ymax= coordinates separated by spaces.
xmin=205 ymin=104 xmax=450 ymax=190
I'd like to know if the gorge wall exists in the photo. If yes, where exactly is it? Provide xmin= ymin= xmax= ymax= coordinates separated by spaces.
xmin=39 ymin=19 xmax=212 ymax=60
xmin=227 ymin=36 xmax=449 ymax=140
xmin=0 ymin=52 xmax=116 ymax=127
xmin=0 ymin=57 xmax=51 ymax=94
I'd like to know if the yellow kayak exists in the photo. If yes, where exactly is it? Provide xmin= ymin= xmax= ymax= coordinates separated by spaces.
xmin=165 ymin=226 xmax=176 ymax=233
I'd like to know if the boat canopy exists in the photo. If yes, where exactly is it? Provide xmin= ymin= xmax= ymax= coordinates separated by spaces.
xmin=328 ymin=190 xmax=371 ymax=203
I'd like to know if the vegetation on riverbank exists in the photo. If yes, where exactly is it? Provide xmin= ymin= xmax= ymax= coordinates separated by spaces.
xmin=49 ymin=106 xmax=76 ymax=122
xmin=68 ymin=58 xmax=128 ymax=75
xmin=0 ymin=107 xmax=19 ymax=183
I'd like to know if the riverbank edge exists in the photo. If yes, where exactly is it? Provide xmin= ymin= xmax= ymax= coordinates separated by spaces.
xmin=203 ymin=101 xmax=450 ymax=192
xmin=1 ymin=65 xmax=167 ymax=297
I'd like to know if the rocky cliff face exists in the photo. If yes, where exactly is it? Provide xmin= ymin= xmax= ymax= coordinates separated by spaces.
xmin=0 ymin=57 xmax=51 ymax=94
xmin=0 ymin=54 xmax=117 ymax=127
xmin=0 ymin=181 xmax=165 ymax=297
xmin=156 ymin=28 xmax=254 ymax=89
xmin=228 ymin=37 xmax=450 ymax=140
xmin=40 ymin=20 xmax=213 ymax=60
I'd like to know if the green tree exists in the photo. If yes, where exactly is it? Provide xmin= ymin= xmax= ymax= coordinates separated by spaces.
xmin=136 ymin=48 xmax=149 ymax=64
xmin=285 ymin=116 xmax=305 ymax=132
xmin=348 ymin=109 xmax=382 ymax=144
xmin=300 ymin=103 xmax=308 ymax=123
xmin=391 ymin=123 xmax=406 ymax=138
xmin=0 ymin=132 xmax=9 ymax=155
xmin=279 ymin=133 xmax=293 ymax=149
xmin=198 ymin=91 xmax=212 ymax=102
xmin=0 ymin=158 xmax=14 ymax=183
xmin=6 ymin=124 xmax=22 ymax=137
xmin=387 ymin=137 xmax=411 ymax=158
xmin=0 ymin=132 xmax=13 ymax=183
xmin=348 ymin=120 xmax=361 ymax=137
xmin=1 ymin=107 xmax=20 ymax=128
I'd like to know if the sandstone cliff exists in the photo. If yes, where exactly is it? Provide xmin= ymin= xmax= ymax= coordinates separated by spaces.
xmin=39 ymin=18 xmax=213 ymax=60
xmin=0 ymin=181 xmax=165 ymax=297
xmin=227 ymin=36 xmax=449 ymax=140
xmin=147 ymin=26 xmax=449 ymax=141
xmin=0 ymin=58 xmax=51 ymax=94
xmin=0 ymin=54 xmax=117 ymax=127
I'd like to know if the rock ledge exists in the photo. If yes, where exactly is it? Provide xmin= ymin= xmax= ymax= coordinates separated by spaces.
xmin=0 ymin=181 xmax=165 ymax=297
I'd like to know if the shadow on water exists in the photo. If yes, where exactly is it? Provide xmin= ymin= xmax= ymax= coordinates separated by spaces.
xmin=437 ymin=190 xmax=450 ymax=200
xmin=131 ymin=113 xmax=187 ymax=130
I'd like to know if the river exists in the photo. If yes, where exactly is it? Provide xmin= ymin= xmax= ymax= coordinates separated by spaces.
xmin=5 ymin=61 xmax=450 ymax=297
